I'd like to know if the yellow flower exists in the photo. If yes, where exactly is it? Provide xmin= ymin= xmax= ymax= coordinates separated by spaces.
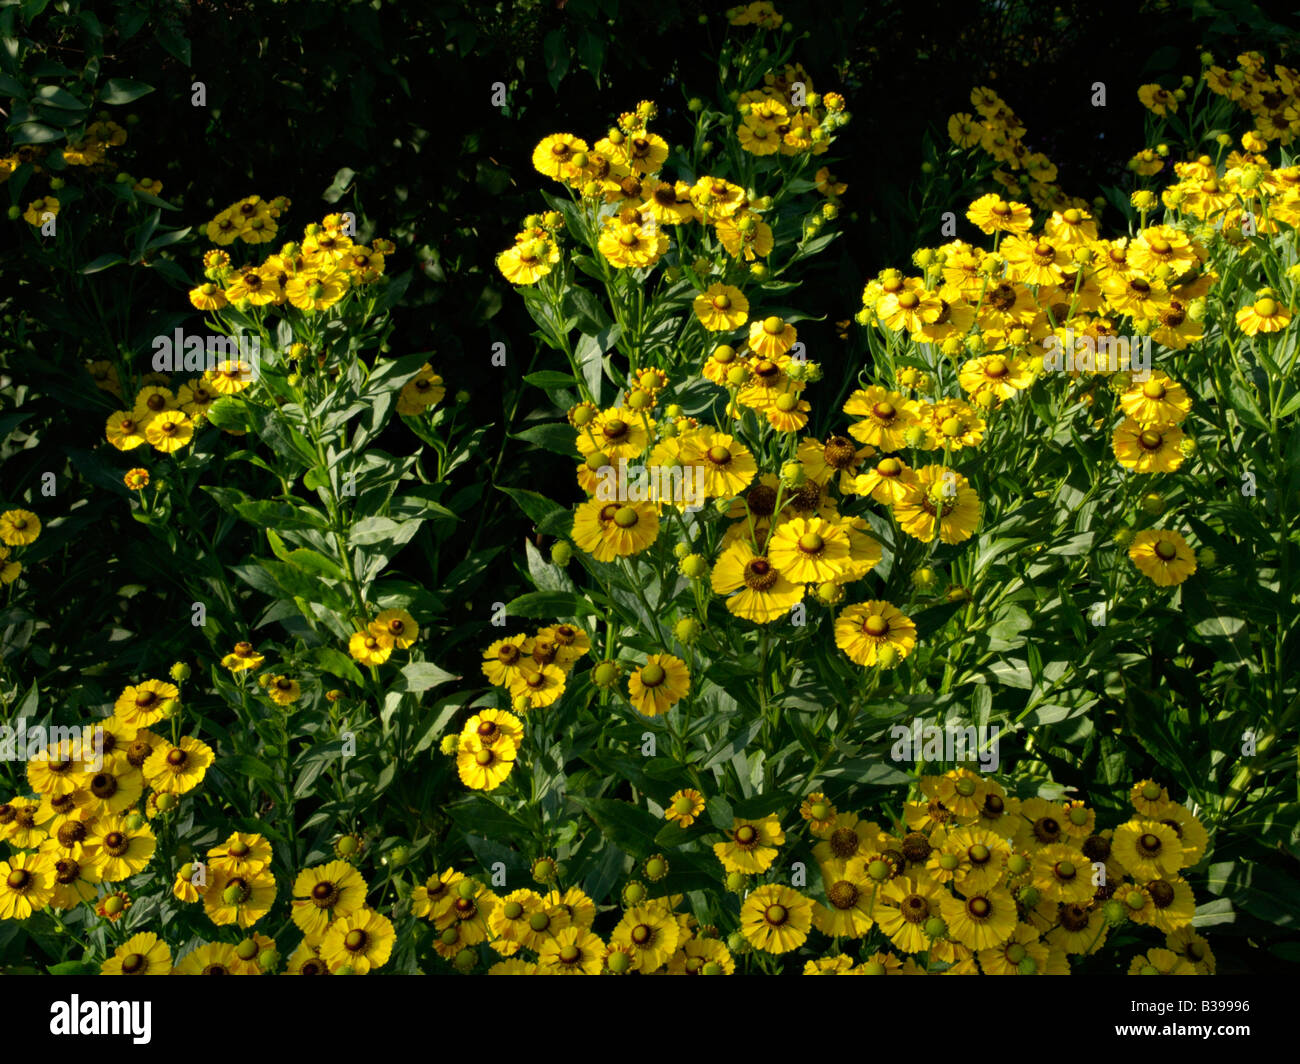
xmin=843 ymin=386 xmax=918 ymax=450
xmin=1119 ymin=372 xmax=1191 ymax=426
xmin=457 ymin=733 xmax=517 ymax=790
xmin=572 ymin=500 xmax=660 ymax=561
xmin=874 ymin=874 xmax=946 ymax=952
xmin=684 ymin=430 xmax=757 ymax=498
xmin=834 ymin=601 xmax=917 ymax=667
xmin=292 ymin=860 xmax=369 ymax=943
xmin=85 ymin=813 xmax=157 ymax=882
xmin=693 ymin=283 xmax=749 ymax=331
xmin=893 ymin=465 xmax=981 ymax=544
xmin=713 ymin=815 xmax=785 ymax=874
xmin=610 ymin=904 xmax=680 ymax=972
xmin=266 ymin=675 xmax=302 ymax=706
xmin=813 ymin=873 xmax=876 ymax=939
xmin=940 ymin=885 xmax=1018 ymax=951
xmin=1128 ymin=528 xmax=1197 ymax=586
xmin=221 ymin=641 xmax=265 ymax=672
xmin=142 ymin=735 xmax=214 ymax=795
xmin=144 ymin=410 xmax=195 ymax=453
xmin=767 ymin=516 xmax=852 ymax=584
xmin=665 ymin=789 xmax=706 ymax=827
xmin=627 ymin=654 xmax=690 ymax=716
xmin=101 ymin=932 xmax=172 ymax=975
xmin=0 ymin=850 xmax=56 ymax=919
xmin=507 ymin=662 xmax=566 ymax=708
xmin=710 ymin=539 xmax=804 ymax=623
xmin=171 ymin=942 xmax=241 ymax=975
xmin=113 ymin=678 xmax=179 ymax=729
xmin=966 ymin=193 xmax=1032 ymax=234
xmin=1112 ymin=418 xmax=1186 ymax=472
xmin=481 ymin=635 xmax=532 ymax=688
xmin=1112 ymin=820 xmax=1185 ymax=879
xmin=0 ymin=509 xmax=40 ymax=547
xmin=538 ymin=926 xmax=606 ymax=974
xmin=532 ymin=134 xmax=589 ymax=179
xmin=204 ymin=866 xmax=277 ymax=928
xmin=740 ymin=884 xmax=813 ymax=953
xmin=1235 ymin=295 xmax=1291 ymax=334
xmin=396 ymin=366 xmax=446 ymax=415
xmin=349 ymin=628 xmax=394 ymax=666
xmin=320 ymin=909 xmax=396 ymax=974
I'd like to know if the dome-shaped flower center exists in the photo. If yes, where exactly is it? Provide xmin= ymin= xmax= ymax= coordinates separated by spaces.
xmin=706 ymin=445 xmax=732 ymax=466
xmin=1154 ymin=541 xmax=1177 ymax=561
xmin=897 ymin=292 xmax=920 ymax=309
xmin=6 ymin=869 xmax=29 ymax=889
xmin=797 ymin=532 xmax=824 ymax=554
xmin=1139 ymin=430 xmax=1163 ymax=450
xmin=764 ymin=904 xmax=788 ymax=925
xmin=872 ymin=401 xmax=896 ymax=421
xmin=344 ymin=929 xmax=368 ymax=951
xmin=735 ymin=825 xmax=757 ymax=846
xmin=967 ymin=896 xmax=992 ymax=918
xmin=474 ymin=749 xmax=494 ymax=766
xmin=602 ymin=419 xmax=628 ymax=439
xmin=613 ymin=506 xmax=639 ymax=529
xmin=640 ymin=663 xmax=666 ymax=687
xmin=631 ymin=924 xmax=651 ymax=945
xmin=1139 ymin=833 xmax=1162 ymax=853
xmin=1148 ymin=236 xmax=1171 ymax=254
xmin=120 ymin=953 xmax=145 ymax=974
xmin=712 ymin=294 xmax=732 ymax=310
xmin=985 ymin=358 xmax=1008 ymax=378
xmin=829 ymin=828 xmax=859 ymax=857
xmin=1254 ymin=297 xmax=1278 ymax=317
xmin=864 ymin=616 xmax=889 ymax=637
xmin=762 ymin=316 xmax=784 ymax=335
xmin=166 ymin=748 xmax=187 ymax=766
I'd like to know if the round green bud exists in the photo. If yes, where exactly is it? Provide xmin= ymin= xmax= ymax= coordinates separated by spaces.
xmin=236 ymin=938 xmax=260 ymax=961
xmin=169 ymin=661 xmax=191 ymax=683
xmin=607 ymin=949 xmax=633 ymax=972
xmin=673 ymin=617 xmax=701 ymax=644
xmin=453 ymin=948 xmax=477 ymax=972
xmin=1018 ymin=886 xmax=1041 ymax=907
xmin=550 ymin=540 xmax=573 ymax=566
xmin=924 ymin=917 xmax=947 ymax=939
xmin=258 ymin=948 xmax=280 ymax=971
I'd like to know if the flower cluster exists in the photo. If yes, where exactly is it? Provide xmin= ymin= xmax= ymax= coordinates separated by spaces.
xmin=0 ymin=508 xmax=40 ymax=585
xmin=1203 ymin=50 xmax=1300 ymax=145
xmin=947 ymin=86 xmax=1088 ymax=214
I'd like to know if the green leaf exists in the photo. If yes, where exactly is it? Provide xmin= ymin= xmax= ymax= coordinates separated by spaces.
xmin=498 ymin=487 xmax=566 ymax=528
xmin=219 ymin=755 xmax=274 ymax=781
xmin=542 ymin=28 xmax=569 ymax=91
xmin=523 ymin=371 xmax=579 ymax=390
xmin=502 ymin=591 xmax=603 ymax=620
xmin=33 ymin=84 xmax=87 ymax=110
xmin=47 ymin=961 xmax=99 ymax=975
xmin=82 ymin=252 xmax=127 ymax=274
xmin=397 ymin=661 xmax=457 ymax=694
xmin=574 ymin=797 xmax=663 ymax=858
xmin=99 ymin=78 xmax=154 ymax=104
xmin=511 ymin=421 xmax=577 ymax=456
xmin=323 ymin=167 xmax=355 ymax=204
xmin=9 ymin=123 xmax=61 ymax=145
xmin=311 ymin=648 xmax=365 ymax=688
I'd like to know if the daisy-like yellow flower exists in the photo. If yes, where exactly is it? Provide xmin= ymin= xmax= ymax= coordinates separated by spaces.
xmin=44 ymin=845 xmax=101 ymax=910
xmin=462 ymin=708 xmax=525 ymax=751
xmin=208 ymin=832 xmax=273 ymax=876
xmin=710 ymin=539 xmax=804 ymax=624
xmin=101 ymin=932 xmax=172 ymax=975
xmin=0 ymin=508 xmax=40 ymax=547
xmin=142 ymin=735 xmax=215 ymax=795
xmin=113 ymin=679 xmax=179 ymax=730
xmin=205 ymin=359 xmax=255 ymax=395
xmin=966 ymin=193 xmax=1032 ymax=234
xmin=205 ymin=866 xmax=277 ymax=928
xmin=0 ymin=851 xmax=56 ymax=919
xmin=320 ymin=909 xmax=396 ymax=974
xmin=834 ymin=601 xmax=917 ymax=667
xmin=123 ymin=468 xmax=150 ymax=490
xmin=597 ymin=217 xmax=669 ymax=269
xmin=852 ymin=456 xmax=918 ymax=506
xmin=767 ymin=516 xmax=852 ymax=584
xmin=843 ymin=386 xmax=918 ymax=450
xmin=396 ymin=365 xmax=446 ymax=415
xmin=221 ymin=641 xmax=265 ymax=672
xmin=940 ymin=885 xmax=1018 ymax=951
xmin=457 ymin=733 xmax=517 ymax=791
xmin=1128 ymin=528 xmax=1197 ymax=586
xmin=713 ymin=815 xmax=785 ymax=874
xmin=85 ymin=813 xmax=157 ymax=882
xmin=979 ymin=921 xmax=1051 ymax=974
xmin=1112 ymin=418 xmax=1186 ymax=473
xmin=508 ymin=661 xmax=566 ymax=708
xmin=23 ymin=195 xmax=60 ymax=226
xmin=668 ymin=937 xmax=735 ymax=975
xmin=538 ymin=926 xmax=606 ymax=974
xmin=482 ymin=635 xmax=532 ymax=688
xmin=665 ymin=789 xmax=706 ymax=828
xmin=349 ymin=627 xmax=394 ymax=666
xmin=292 ymin=860 xmax=369 ymax=943
xmin=1235 ymin=294 xmax=1291 ymax=335
xmin=1166 ymin=927 xmax=1215 ymax=975
xmin=172 ymin=942 xmax=242 ymax=975
xmin=1046 ymin=901 xmax=1108 ymax=955
xmin=575 ymin=407 xmax=653 ymax=462
xmin=765 ymin=390 xmax=812 ymax=433
xmin=82 ymin=752 xmax=144 ymax=815
xmin=941 ymin=825 xmax=1012 ymax=894
xmin=1030 ymin=844 xmax=1095 ymax=904
xmin=610 ymin=904 xmax=680 ymax=973
xmin=25 ymin=740 xmax=88 ymax=799
xmin=1112 ymin=820 xmax=1185 ymax=879
xmin=813 ymin=873 xmax=876 ymax=939
xmin=893 ymin=465 xmax=981 ymax=545
xmin=533 ymin=134 xmax=589 ymax=179
xmin=188 ymin=282 xmax=229 ymax=311
xmin=685 ymin=430 xmax=757 ymax=498
xmin=873 ymin=874 xmax=945 ymax=953
xmin=572 ymin=500 xmax=660 ymax=561
xmin=0 ymin=796 xmax=45 ymax=848
xmin=266 ymin=675 xmax=302 ymax=706
xmin=1159 ymin=803 xmax=1209 ymax=865
xmin=1119 ymin=372 xmax=1191 ymax=426
xmin=142 ymin=410 xmax=194 ymax=453
xmin=1128 ymin=946 xmax=1195 ymax=976
xmin=1137 ymin=82 xmax=1178 ymax=116
xmin=740 ymin=884 xmax=813 ymax=954
xmin=693 ymin=283 xmax=749 ymax=331
xmin=627 ymin=654 xmax=690 ymax=716
xmin=958 ymin=353 xmax=1035 ymax=402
